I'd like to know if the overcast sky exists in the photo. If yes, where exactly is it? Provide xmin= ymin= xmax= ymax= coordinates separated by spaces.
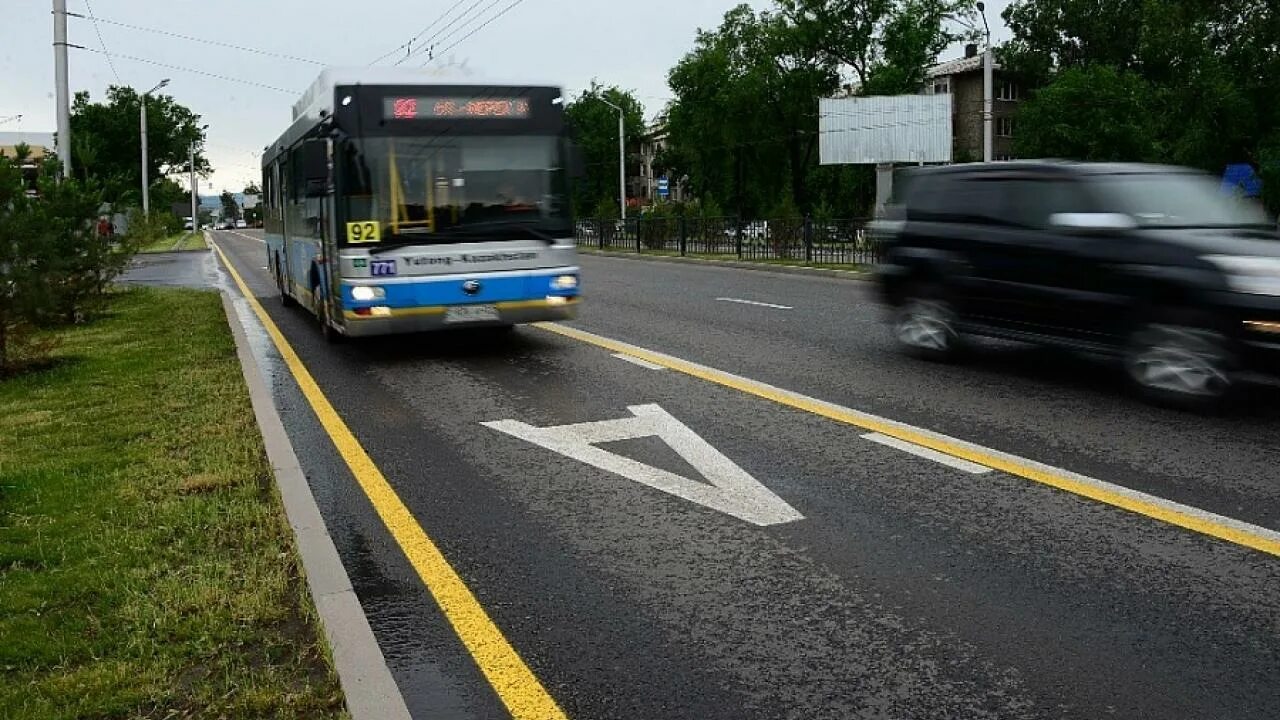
xmin=5 ymin=0 xmax=1013 ymax=193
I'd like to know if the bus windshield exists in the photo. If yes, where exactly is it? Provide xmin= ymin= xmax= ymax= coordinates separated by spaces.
xmin=339 ymin=135 xmax=570 ymax=245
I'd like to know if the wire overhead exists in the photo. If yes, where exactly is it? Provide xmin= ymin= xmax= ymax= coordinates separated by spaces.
xmin=398 ymin=0 xmax=495 ymax=65
xmin=423 ymin=0 xmax=528 ymax=65
xmin=368 ymin=0 xmax=469 ymax=65
xmin=69 ymin=14 xmax=328 ymax=65
xmin=82 ymin=0 xmax=122 ymax=84
xmin=71 ymin=46 xmax=299 ymax=94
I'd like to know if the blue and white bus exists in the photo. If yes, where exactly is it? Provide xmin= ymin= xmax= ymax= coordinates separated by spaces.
xmin=262 ymin=68 xmax=580 ymax=340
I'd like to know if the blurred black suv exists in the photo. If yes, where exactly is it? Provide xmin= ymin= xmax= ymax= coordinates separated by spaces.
xmin=873 ymin=161 xmax=1280 ymax=407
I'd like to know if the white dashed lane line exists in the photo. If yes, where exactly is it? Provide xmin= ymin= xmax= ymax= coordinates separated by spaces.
xmin=862 ymin=433 xmax=993 ymax=475
xmin=716 ymin=297 xmax=793 ymax=310
xmin=612 ymin=353 xmax=666 ymax=370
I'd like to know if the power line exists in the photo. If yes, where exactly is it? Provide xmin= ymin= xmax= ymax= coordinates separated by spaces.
xmin=69 ymin=14 xmax=327 ymax=65
xmin=400 ymin=0 xmax=495 ymax=64
xmin=423 ymin=0 xmax=527 ymax=66
xmin=71 ymin=46 xmax=299 ymax=94
xmin=369 ymin=0 xmax=469 ymax=65
xmin=82 ymin=0 xmax=121 ymax=84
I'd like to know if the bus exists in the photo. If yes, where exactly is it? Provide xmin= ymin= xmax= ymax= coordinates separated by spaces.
xmin=262 ymin=68 xmax=580 ymax=340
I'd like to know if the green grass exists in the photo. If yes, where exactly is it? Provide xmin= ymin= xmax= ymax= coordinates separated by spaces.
xmin=0 ymin=288 xmax=346 ymax=719
xmin=137 ymin=232 xmax=205 ymax=254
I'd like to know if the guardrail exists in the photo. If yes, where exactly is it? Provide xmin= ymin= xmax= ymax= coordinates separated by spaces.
xmin=573 ymin=217 xmax=883 ymax=267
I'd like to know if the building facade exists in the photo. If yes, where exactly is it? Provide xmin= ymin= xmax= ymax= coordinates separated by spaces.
xmin=923 ymin=50 xmax=1022 ymax=162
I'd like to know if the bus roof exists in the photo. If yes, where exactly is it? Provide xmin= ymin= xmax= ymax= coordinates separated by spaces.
xmin=292 ymin=67 xmax=562 ymax=122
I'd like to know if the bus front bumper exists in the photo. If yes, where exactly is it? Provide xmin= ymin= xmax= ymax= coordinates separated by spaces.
xmin=339 ymin=297 xmax=579 ymax=337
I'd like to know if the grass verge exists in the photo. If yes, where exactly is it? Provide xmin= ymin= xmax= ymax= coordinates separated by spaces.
xmin=0 ymin=287 xmax=346 ymax=719
xmin=137 ymin=232 xmax=203 ymax=254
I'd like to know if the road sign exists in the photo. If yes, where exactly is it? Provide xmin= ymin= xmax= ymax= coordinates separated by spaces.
xmin=657 ymin=176 xmax=670 ymax=200
xmin=482 ymin=404 xmax=804 ymax=526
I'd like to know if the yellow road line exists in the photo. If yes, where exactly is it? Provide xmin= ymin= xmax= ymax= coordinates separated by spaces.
xmin=536 ymin=322 xmax=1280 ymax=559
xmin=212 ymin=242 xmax=567 ymax=720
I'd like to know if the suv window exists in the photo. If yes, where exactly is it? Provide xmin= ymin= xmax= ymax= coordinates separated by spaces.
xmin=907 ymin=173 xmax=1003 ymax=223
xmin=1001 ymin=177 xmax=1096 ymax=228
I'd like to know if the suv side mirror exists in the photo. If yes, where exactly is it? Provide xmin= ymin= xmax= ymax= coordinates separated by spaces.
xmin=1049 ymin=212 xmax=1137 ymax=234
xmin=301 ymin=139 xmax=329 ymax=197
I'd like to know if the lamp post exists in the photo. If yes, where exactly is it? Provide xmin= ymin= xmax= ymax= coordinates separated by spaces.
xmin=598 ymin=97 xmax=627 ymax=221
xmin=977 ymin=1 xmax=993 ymax=163
xmin=140 ymin=78 xmax=170 ymax=215
xmin=189 ymin=124 xmax=207 ymax=232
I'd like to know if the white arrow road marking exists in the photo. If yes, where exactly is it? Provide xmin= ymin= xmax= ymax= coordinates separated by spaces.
xmin=482 ymin=404 xmax=804 ymax=527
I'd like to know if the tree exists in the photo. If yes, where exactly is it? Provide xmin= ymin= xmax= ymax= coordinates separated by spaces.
xmin=220 ymin=191 xmax=240 ymax=221
xmin=69 ymin=86 xmax=209 ymax=206
xmin=564 ymin=83 xmax=646 ymax=215
xmin=666 ymin=5 xmax=839 ymax=217
xmin=1002 ymin=0 xmax=1280 ymax=211
xmin=1012 ymin=65 xmax=1160 ymax=161
xmin=243 ymin=182 xmax=261 ymax=196
xmin=778 ymin=0 xmax=977 ymax=95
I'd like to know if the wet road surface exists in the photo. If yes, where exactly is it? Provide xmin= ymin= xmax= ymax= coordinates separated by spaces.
xmin=212 ymin=229 xmax=1280 ymax=720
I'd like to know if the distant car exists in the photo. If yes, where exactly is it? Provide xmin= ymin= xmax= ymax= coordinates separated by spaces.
xmin=235 ymin=219 xmax=247 ymax=229
xmin=874 ymin=160 xmax=1280 ymax=408
xmin=183 ymin=219 xmax=194 ymax=231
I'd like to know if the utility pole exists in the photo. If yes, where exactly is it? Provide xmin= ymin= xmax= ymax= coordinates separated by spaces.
xmin=978 ymin=1 xmax=993 ymax=163
xmin=140 ymin=79 xmax=170 ymax=215
xmin=52 ymin=0 xmax=72 ymax=177
xmin=599 ymin=97 xmax=627 ymax=221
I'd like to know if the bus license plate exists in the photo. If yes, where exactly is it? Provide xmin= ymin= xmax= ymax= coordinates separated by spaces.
xmin=445 ymin=305 xmax=500 ymax=324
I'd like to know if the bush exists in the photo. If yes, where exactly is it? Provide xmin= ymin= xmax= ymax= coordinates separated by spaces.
xmin=0 ymin=156 xmax=136 ymax=373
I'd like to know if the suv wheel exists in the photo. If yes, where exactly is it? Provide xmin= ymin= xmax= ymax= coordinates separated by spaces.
xmin=1124 ymin=321 xmax=1233 ymax=408
xmin=894 ymin=284 xmax=962 ymax=361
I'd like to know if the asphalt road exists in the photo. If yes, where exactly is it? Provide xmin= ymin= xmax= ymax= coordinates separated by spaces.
xmin=212 ymin=230 xmax=1280 ymax=720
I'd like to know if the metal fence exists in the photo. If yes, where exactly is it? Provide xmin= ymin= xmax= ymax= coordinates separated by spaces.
xmin=573 ymin=217 xmax=883 ymax=266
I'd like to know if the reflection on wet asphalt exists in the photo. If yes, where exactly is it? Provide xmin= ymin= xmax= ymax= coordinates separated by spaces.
xmin=207 ymin=230 xmax=1280 ymax=720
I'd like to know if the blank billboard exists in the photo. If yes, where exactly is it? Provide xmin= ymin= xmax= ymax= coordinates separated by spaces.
xmin=819 ymin=95 xmax=952 ymax=165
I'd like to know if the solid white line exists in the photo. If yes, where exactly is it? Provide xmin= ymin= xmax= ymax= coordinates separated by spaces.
xmin=716 ymin=297 xmax=793 ymax=310
xmin=612 ymin=353 xmax=666 ymax=370
xmin=862 ymin=433 xmax=992 ymax=474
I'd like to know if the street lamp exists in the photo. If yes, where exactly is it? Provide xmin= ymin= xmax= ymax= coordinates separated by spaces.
xmin=140 ymin=78 xmax=170 ymax=215
xmin=597 ymin=97 xmax=627 ymax=221
xmin=977 ymin=1 xmax=993 ymax=163
xmin=951 ymin=3 xmax=993 ymax=163
xmin=189 ymin=124 xmax=208 ymax=232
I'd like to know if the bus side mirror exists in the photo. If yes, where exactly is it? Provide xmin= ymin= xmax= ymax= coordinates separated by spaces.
xmin=302 ymin=139 xmax=329 ymax=197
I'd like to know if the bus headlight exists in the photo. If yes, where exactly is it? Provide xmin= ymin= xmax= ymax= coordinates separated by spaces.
xmin=551 ymin=274 xmax=579 ymax=291
xmin=351 ymin=286 xmax=385 ymax=301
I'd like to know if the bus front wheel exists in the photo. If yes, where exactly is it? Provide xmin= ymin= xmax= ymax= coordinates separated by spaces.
xmin=312 ymin=284 xmax=342 ymax=344
xmin=277 ymin=256 xmax=296 ymax=308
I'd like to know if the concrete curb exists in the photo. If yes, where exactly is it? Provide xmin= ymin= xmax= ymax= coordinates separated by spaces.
xmin=219 ymin=293 xmax=411 ymax=720
xmin=578 ymin=248 xmax=873 ymax=282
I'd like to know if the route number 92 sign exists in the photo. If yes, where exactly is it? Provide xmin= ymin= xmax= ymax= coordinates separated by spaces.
xmin=346 ymin=221 xmax=381 ymax=244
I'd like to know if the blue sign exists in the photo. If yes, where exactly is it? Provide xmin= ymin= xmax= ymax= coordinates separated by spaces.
xmin=657 ymin=176 xmax=670 ymax=199
xmin=1221 ymin=163 xmax=1262 ymax=199
xmin=370 ymin=259 xmax=397 ymax=277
